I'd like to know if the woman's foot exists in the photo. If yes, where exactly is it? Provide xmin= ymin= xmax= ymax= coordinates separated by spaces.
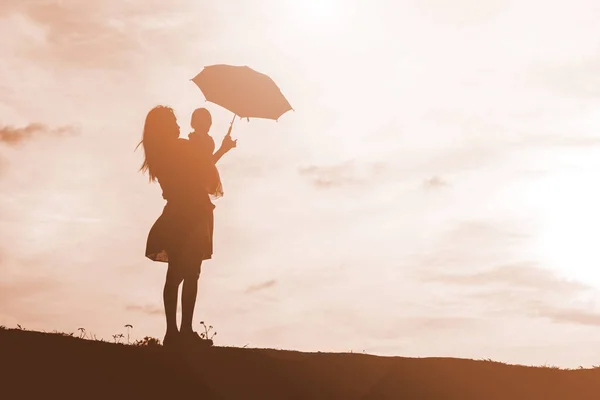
xmin=163 ymin=330 xmax=180 ymax=348
xmin=180 ymin=330 xmax=213 ymax=347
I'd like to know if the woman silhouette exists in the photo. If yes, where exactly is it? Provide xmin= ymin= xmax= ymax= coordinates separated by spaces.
xmin=138 ymin=106 xmax=236 ymax=347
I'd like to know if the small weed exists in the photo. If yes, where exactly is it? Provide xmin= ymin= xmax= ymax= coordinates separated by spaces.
xmin=112 ymin=333 xmax=125 ymax=344
xmin=540 ymin=362 xmax=562 ymax=370
xmin=125 ymin=324 xmax=133 ymax=344
xmin=51 ymin=330 xmax=74 ymax=337
xmin=78 ymin=328 xmax=86 ymax=339
xmin=199 ymin=321 xmax=217 ymax=341
xmin=133 ymin=336 xmax=161 ymax=347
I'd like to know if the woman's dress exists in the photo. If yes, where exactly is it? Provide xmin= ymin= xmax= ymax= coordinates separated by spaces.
xmin=145 ymin=138 xmax=221 ymax=264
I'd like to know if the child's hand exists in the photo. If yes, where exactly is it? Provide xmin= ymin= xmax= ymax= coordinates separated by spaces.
xmin=188 ymin=132 xmax=201 ymax=142
xmin=221 ymin=134 xmax=237 ymax=152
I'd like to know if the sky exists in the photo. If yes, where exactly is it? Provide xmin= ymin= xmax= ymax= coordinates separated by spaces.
xmin=1 ymin=0 xmax=600 ymax=368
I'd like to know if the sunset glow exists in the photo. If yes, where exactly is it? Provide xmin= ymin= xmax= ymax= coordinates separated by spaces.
xmin=2 ymin=0 xmax=600 ymax=369
xmin=284 ymin=0 xmax=348 ymax=29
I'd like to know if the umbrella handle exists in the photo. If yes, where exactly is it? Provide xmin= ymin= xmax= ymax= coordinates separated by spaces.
xmin=226 ymin=114 xmax=237 ymax=136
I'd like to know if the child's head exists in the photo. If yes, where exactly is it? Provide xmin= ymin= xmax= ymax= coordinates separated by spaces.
xmin=191 ymin=108 xmax=212 ymax=134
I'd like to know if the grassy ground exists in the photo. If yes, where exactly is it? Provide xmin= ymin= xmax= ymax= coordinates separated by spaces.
xmin=2 ymin=326 xmax=600 ymax=399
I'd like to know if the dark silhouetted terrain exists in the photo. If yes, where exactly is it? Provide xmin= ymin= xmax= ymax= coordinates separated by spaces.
xmin=2 ymin=327 xmax=600 ymax=399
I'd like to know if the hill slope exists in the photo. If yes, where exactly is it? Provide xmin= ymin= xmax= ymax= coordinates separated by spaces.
xmin=1 ymin=328 xmax=599 ymax=399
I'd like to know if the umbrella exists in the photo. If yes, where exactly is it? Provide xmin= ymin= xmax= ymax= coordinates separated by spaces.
xmin=191 ymin=64 xmax=292 ymax=133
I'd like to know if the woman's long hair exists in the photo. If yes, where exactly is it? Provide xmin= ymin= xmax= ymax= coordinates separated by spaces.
xmin=136 ymin=105 xmax=178 ymax=182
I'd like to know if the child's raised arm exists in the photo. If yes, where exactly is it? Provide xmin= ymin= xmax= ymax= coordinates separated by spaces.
xmin=213 ymin=133 xmax=237 ymax=164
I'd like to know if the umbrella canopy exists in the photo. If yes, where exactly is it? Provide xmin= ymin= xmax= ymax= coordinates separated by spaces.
xmin=191 ymin=64 xmax=293 ymax=121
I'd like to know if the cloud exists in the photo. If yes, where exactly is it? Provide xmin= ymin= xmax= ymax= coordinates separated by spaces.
xmin=420 ymin=130 xmax=600 ymax=183
xmin=414 ymin=219 xmax=534 ymax=276
xmin=0 ymin=123 xmax=76 ymax=145
xmin=245 ymin=279 xmax=277 ymax=294
xmin=425 ymin=260 xmax=600 ymax=329
xmin=513 ymin=133 xmax=600 ymax=149
xmin=536 ymin=307 xmax=600 ymax=327
xmin=298 ymin=160 xmax=385 ymax=189
xmin=465 ymin=288 xmax=600 ymax=329
xmin=0 ymin=278 xmax=60 ymax=300
xmin=125 ymin=304 xmax=164 ymax=316
xmin=531 ymin=57 xmax=600 ymax=98
xmin=409 ymin=219 xmax=600 ymax=331
xmin=425 ymin=262 xmax=589 ymax=294
xmin=422 ymin=175 xmax=448 ymax=189
xmin=403 ymin=316 xmax=479 ymax=333
xmin=0 ymin=0 xmax=219 ymax=70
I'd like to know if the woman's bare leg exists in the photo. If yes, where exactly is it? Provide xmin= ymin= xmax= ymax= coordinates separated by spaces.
xmin=181 ymin=262 xmax=202 ymax=334
xmin=163 ymin=268 xmax=183 ymax=336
